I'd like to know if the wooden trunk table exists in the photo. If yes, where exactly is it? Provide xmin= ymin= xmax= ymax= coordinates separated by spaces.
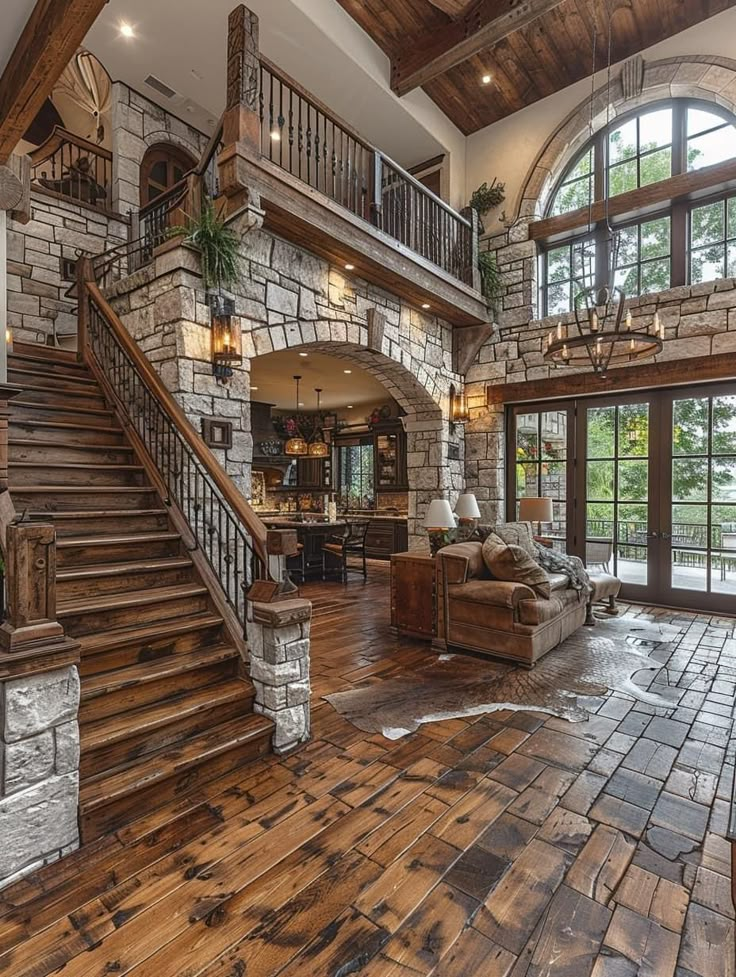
xmin=390 ymin=551 xmax=436 ymax=640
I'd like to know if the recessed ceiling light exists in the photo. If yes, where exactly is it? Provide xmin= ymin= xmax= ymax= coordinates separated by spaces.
xmin=482 ymin=74 xmax=492 ymax=85
xmin=298 ymin=402 xmax=305 ymax=407
xmin=299 ymin=352 xmax=308 ymax=357
xmin=421 ymin=303 xmax=431 ymax=309
xmin=270 ymin=130 xmax=281 ymax=141
xmin=344 ymin=369 xmax=352 ymax=374
xmin=347 ymin=405 xmax=354 ymax=409
xmin=344 ymin=263 xmax=355 ymax=271
xmin=251 ymin=386 xmax=259 ymax=391
xmin=119 ymin=22 xmax=135 ymax=38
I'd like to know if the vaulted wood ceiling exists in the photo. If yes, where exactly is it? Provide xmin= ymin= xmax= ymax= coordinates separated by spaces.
xmin=337 ymin=0 xmax=736 ymax=135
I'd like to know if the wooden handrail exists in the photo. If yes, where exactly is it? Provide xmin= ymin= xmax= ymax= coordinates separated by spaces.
xmin=82 ymin=281 xmax=268 ymax=561
xmin=194 ymin=114 xmax=225 ymax=176
xmin=29 ymin=125 xmax=112 ymax=166
xmin=379 ymin=151 xmax=472 ymax=226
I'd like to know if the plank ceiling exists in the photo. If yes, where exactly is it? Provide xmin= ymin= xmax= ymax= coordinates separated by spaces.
xmin=337 ymin=0 xmax=736 ymax=135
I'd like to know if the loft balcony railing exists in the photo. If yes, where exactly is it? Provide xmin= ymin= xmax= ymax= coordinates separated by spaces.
xmin=29 ymin=126 xmax=112 ymax=211
xmin=259 ymin=58 xmax=475 ymax=287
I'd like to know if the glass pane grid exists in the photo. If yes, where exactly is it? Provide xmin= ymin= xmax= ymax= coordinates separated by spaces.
xmin=689 ymin=196 xmax=736 ymax=284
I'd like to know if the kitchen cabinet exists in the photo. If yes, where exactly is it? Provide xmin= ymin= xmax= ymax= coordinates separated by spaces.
xmin=296 ymin=456 xmax=331 ymax=490
xmin=374 ymin=426 xmax=408 ymax=492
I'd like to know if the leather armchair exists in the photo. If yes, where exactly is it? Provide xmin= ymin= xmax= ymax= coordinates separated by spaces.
xmin=435 ymin=541 xmax=587 ymax=668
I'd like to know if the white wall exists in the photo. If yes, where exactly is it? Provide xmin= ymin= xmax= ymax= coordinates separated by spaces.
xmin=466 ymin=6 xmax=736 ymax=224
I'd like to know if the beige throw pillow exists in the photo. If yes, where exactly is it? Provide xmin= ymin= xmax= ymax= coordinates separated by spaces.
xmin=482 ymin=533 xmax=551 ymax=599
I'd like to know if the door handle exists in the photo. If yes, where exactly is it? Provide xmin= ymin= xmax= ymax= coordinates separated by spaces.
xmin=645 ymin=532 xmax=660 ymax=539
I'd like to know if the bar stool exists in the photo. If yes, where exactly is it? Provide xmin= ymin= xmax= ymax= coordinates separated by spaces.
xmin=322 ymin=520 xmax=370 ymax=583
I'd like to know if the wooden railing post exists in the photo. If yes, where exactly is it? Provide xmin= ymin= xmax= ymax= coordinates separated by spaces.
xmin=0 ymin=523 xmax=65 ymax=652
xmin=218 ymin=4 xmax=262 ymax=214
xmin=370 ymin=150 xmax=383 ymax=228
xmin=76 ymin=256 xmax=94 ymax=362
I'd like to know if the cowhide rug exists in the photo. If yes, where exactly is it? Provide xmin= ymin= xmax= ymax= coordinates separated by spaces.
xmin=324 ymin=615 xmax=682 ymax=739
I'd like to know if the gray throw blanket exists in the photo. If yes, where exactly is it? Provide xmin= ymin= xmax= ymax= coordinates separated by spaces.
xmin=534 ymin=544 xmax=592 ymax=596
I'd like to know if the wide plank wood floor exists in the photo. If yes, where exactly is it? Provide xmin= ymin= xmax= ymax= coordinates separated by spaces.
xmin=0 ymin=565 xmax=733 ymax=977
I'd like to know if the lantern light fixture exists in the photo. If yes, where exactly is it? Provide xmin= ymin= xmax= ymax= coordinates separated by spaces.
xmin=308 ymin=388 xmax=329 ymax=457
xmin=450 ymin=384 xmax=469 ymax=425
xmin=211 ymin=307 xmax=242 ymax=385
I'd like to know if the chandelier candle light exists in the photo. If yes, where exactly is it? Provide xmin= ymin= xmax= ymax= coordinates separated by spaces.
xmin=543 ymin=295 xmax=664 ymax=376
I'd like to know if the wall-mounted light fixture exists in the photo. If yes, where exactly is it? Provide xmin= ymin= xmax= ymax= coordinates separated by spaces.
xmin=211 ymin=307 xmax=242 ymax=385
xmin=450 ymin=384 xmax=469 ymax=425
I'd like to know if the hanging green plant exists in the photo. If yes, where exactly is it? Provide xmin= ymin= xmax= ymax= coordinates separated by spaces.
xmin=478 ymin=250 xmax=505 ymax=317
xmin=469 ymin=179 xmax=506 ymax=220
xmin=169 ymin=199 xmax=242 ymax=292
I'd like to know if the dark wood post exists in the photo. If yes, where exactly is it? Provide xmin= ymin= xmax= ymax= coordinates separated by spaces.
xmin=218 ymin=4 xmax=262 ymax=214
xmin=461 ymin=206 xmax=481 ymax=292
xmin=76 ymin=255 xmax=94 ymax=363
xmin=0 ymin=523 xmax=66 ymax=652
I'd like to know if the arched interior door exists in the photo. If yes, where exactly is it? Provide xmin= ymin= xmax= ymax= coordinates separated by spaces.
xmin=140 ymin=143 xmax=196 ymax=206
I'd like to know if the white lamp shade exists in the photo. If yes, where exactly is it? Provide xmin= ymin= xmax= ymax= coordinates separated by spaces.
xmin=518 ymin=497 xmax=554 ymax=523
xmin=455 ymin=493 xmax=481 ymax=519
xmin=423 ymin=499 xmax=456 ymax=530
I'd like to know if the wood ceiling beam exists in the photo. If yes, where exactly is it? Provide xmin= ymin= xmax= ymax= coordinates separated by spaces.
xmin=0 ymin=0 xmax=107 ymax=164
xmin=390 ymin=0 xmax=568 ymax=97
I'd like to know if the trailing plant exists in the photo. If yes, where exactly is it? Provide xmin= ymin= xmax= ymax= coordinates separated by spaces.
xmin=469 ymin=178 xmax=506 ymax=220
xmin=478 ymin=250 xmax=504 ymax=317
xmin=169 ymin=199 xmax=241 ymax=292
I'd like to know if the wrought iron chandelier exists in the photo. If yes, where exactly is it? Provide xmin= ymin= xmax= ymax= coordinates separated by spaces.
xmin=542 ymin=0 xmax=664 ymax=378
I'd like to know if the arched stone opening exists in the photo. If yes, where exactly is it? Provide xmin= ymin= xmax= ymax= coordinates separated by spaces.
xmin=245 ymin=322 xmax=464 ymax=549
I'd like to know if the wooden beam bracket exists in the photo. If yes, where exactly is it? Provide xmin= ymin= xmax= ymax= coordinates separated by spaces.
xmin=454 ymin=322 xmax=494 ymax=375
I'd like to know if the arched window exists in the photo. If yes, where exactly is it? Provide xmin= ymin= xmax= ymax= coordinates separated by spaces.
xmin=140 ymin=143 xmax=196 ymax=206
xmin=541 ymin=100 xmax=736 ymax=316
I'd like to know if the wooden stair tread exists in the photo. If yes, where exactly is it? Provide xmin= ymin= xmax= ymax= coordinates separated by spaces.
xmin=79 ymin=713 xmax=273 ymax=809
xmin=11 ymin=400 xmax=114 ymax=417
xmin=57 ymin=531 xmax=180 ymax=549
xmin=80 ymin=644 xmax=239 ymax=698
xmin=9 ymin=420 xmax=123 ymax=435
xmin=14 ymin=485 xmax=156 ymax=493
xmin=77 ymin=612 xmax=224 ymax=655
xmin=57 ymin=556 xmax=192 ymax=582
xmin=11 ymin=462 xmax=144 ymax=472
xmin=9 ymin=438 xmax=134 ymax=451
xmin=13 ymin=341 xmax=80 ymax=363
xmin=11 ymin=381 xmax=104 ymax=398
xmin=80 ymin=679 xmax=253 ymax=751
xmin=8 ymin=366 xmax=99 ymax=386
xmin=58 ymin=583 xmax=209 ymax=617
xmin=30 ymin=508 xmax=168 ymax=520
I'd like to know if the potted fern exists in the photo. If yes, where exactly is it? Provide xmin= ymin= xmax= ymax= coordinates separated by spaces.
xmin=170 ymin=198 xmax=241 ymax=309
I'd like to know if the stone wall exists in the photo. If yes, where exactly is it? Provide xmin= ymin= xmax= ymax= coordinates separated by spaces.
xmin=0 ymin=665 xmax=81 ymax=889
xmin=111 ymin=83 xmax=210 ymax=216
xmin=107 ymin=208 xmax=464 ymax=547
xmin=7 ymin=190 xmax=128 ymax=344
xmin=464 ymin=263 xmax=736 ymax=523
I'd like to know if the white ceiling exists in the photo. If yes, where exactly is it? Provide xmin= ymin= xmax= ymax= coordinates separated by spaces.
xmin=0 ymin=0 xmax=36 ymax=77
xmin=83 ymin=0 xmax=446 ymax=167
xmin=251 ymin=349 xmax=393 ymax=416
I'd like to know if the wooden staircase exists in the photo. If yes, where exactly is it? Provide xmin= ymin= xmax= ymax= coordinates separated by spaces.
xmin=7 ymin=341 xmax=274 ymax=842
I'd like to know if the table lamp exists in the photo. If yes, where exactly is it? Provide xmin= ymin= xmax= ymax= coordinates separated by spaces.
xmin=454 ymin=493 xmax=481 ymax=542
xmin=518 ymin=497 xmax=553 ymax=537
xmin=423 ymin=499 xmax=456 ymax=555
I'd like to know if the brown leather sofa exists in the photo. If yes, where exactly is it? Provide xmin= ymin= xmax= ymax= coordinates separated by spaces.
xmin=435 ymin=539 xmax=587 ymax=667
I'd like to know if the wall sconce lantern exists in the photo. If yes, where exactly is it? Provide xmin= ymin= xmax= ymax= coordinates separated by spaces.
xmin=211 ymin=311 xmax=242 ymax=385
xmin=450 ymin=384 xmax=469 ymax=425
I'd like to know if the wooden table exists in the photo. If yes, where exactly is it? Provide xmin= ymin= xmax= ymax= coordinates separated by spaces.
xmin=262 ymin=519 xmax=347 ymax=580
xmin=390 ymin=550 xmax=436 ymax=640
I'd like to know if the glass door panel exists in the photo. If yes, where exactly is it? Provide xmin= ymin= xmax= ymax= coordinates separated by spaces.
xmin=513 ymin=407 xmax=570 ymax=550
xmin=584 ymin=401 xmax=651 ymax=589
xmin=664 ymin=391 xmax=736 ymax=605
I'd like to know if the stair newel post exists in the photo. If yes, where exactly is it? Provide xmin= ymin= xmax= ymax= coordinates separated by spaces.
xmin=0 ymin=522 xmax=66 ymax=653
xmin=217 ymin=4 xmax=263 ymax=215
xmin=76 ymin=256 xmax=95 ymax=365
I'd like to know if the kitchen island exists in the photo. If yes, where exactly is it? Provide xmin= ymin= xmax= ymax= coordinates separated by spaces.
xmin=262 ymin=518 xmax=347 ymax=580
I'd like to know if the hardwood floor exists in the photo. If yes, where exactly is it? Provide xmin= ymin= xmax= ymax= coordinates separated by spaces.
xmin=0 ymin=565 xmax=733 ymax=977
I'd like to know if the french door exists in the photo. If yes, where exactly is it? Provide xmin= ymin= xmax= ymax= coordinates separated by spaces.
xmin=508 ymin=381 xmax=736 ymax=612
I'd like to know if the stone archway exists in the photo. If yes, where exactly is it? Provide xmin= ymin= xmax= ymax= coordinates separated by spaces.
xmin=246 ymin=321 xmax=463 ymax=548
xmin=515 ymin=55 xmax=736 ymax=220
